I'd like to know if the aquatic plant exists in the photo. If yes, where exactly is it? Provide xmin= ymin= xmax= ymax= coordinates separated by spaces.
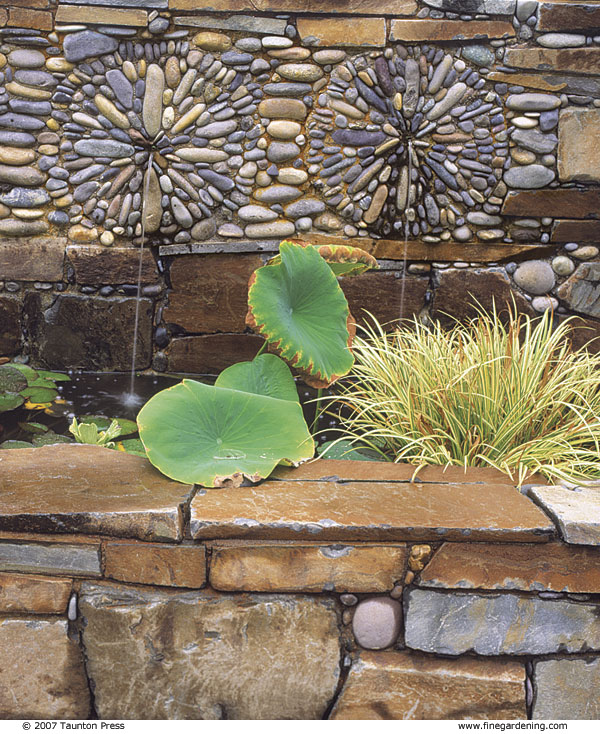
xmin=329 ymin=306 xmax=600 ymax=485
xmin=137 ymin=240 xmax=377 ymax=487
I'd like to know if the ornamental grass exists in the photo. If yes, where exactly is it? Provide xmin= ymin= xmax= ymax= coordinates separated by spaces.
xmin=329 ymin=305 xmax=600 ymax=485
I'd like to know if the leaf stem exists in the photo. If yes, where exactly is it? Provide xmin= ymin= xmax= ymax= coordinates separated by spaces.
xmin=311 ymin=387 xmax=323 ymax=434
xmin=255 ymin=340 xmax=267 ymax=358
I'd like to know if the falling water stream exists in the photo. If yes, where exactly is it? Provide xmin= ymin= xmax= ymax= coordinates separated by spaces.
xmin=125 ymin=152 xmax=154 ymax=406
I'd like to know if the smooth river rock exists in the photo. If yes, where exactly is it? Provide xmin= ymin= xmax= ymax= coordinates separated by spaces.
xmin=504 ymin=164 xmax=555 ymax=189
xmin=80 ymin=583 xmax=341 ymax=719
xmin=64 ymin=31 xmax=119 ymax=63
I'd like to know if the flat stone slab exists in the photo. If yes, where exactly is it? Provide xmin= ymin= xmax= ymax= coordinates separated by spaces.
xmin=330 ymin=651 xmax=526 ymax=720
xmin=0 ymin=572 xmax=72 ymax=614
xmin=0 ymin=539 xmax=101 ymax=577
xmin=533 ymin=657 xmax=600 ymax=720
xmin=0 ymin=445 xmax=193 ymax=542
xmin=405 ymin=588 xmax=600 ymax=655
xmin=104 ymin=541 xmax=206 ymax=588
xmin=190 ymin=479 xmax=554 ymax=542
xmin=0 ymin=618 xmax=90 ymax=719
xmin=272 ymin=459 xmax=543 ymax=484
xmin=79 ymin=582 xmax=340 ymax=719
xmin=209 ymin=542 xmax=407 ymax=593
xmin=418 ymin=541 xmax=600 ymax=593
xmin=528 ymin=485 xmax=600 ymax=545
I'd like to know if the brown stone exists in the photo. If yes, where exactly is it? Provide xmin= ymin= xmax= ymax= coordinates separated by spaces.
xmin=297 ymin=17 xmax=386 ymax=47
xmin=7 ymin=7 xmax=52 ymax=30
xmin=166 ymin=334 xmax=263 ymax=374
xmin=419 ymin=541 xmax=600 ymax=593
xmin=25 ymin=292 xmax=152 ymax=370
xmin=0 ymin=618 xmax=90 ymax=719
xmin=55 ymin=5 xmax=147 ymax=26
xmin=0 ymin=444 xmax=194 ymax=542
xmin=172 ymin=0 xmax=417 ymax=12
xmin=165 ymin=253 xmax=261 ymax=333
xmin=330 ymin=651 xmax=526 ymax=719
xmin=502 ymin=189 xmax=600 ymax=219
xmin=80 ymin=582 xmax=340 ymax=719
xmin=560 ymin=315 xmax=600 ymax=354
xmin=551 ymin=219 xmax=600 ymax=242
xmin=0 ymin=238 xmax=66 ymax=281
xmin=340 ymin=272 xmax=428 ymax=329
xmin=504 ymin=47 xmax=600 ymax=77
xmin=189 ymin=477 xmax=554 ymax=543
xmin=210 ymin=542 xmax=407 ymax=592
xmin=390 ymin=19 xmax=515 ymax=42
xmin=272 ymin=458 xmax=545 ymax=484
xmin=537 ymin=2 xmax=600 ymax=32
xmin=488 ymin=71 xmax=567 ymax=93
xmin=431 ymin=268 xmax=535 ymax=328
xmin=66 ymin=245 xmax=159 ymax=286
xmin=558 ymin=109 xmax=600 ymax=183
xmin=0 ymin=295 xmax=20 ymax=356
xmin=104 ymin=541 xmax=206 ymax=588
xmin=0 ymin=572 xmax=71 ymax=614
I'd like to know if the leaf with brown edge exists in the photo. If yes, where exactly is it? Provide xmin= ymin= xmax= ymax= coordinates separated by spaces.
xmin=268 ymin=239 xmax=378 ymax=277
xmin=245 ymin=240 xmax=355 ymax=387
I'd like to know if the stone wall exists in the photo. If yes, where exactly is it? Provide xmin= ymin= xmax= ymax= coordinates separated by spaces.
xmin=1 ymin=443 xmax=600 ymax=720
xmin=1 ymin=1 xmax=600 ymax=371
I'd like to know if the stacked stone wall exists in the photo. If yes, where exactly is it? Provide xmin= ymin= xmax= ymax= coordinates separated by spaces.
xmin=1 ymin=445 xmax=600 ymax=719
xmin=0 ymin=1 xmax=600 ymax=370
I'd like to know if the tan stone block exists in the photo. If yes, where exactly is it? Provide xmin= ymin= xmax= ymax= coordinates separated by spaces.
xmin=297 ymin=17 xmax=386 ymax=47
xmin=504 ymin=47 xmax=600 ymax=77
xmin=0 ymin=573 xmax=71 ymax=614
xmin=0 ymin=444 xmax=193 ymax=542
xmin=502 ymin=189 xmax=600 ymax=219
xmin=420 ymin=541 xmax=600 ymax=593
xmin=166 ymin=333 xmax=263 ymax=374
xmin=7 ymin=8 xmax=52 ymax=30
xmin=104 ymin=541 xmax=206 ymax=588
xmin=210 ymin=543 xmax=407 ymax=592
xmin=558 ymin=108 xmax=600 ymax=183
xmin=330 ymin=651 xmax=527 ymax=719
xmin=551 ymin=219 xmax=600 ymax=242
xmin=190 ymin=477 xmax=554 ymax=542
xmin=56 ymin=5 xmax=148 ymax=26
xmin=390 ymin=19 xmax=514 ymax=42
xmin=80 ymin=582 xmax=341 ymax=719
xmin=533 ymin=658 xmax=600 ymax=720
xmin=487 ymin=71 xmax=567 ymax=93
xmin=0 ymin=238 xmax=66 ymax=282
xmin=273 ymin=459 xmax=546 ymax=484
xmin=0 ymin=618 xmax=90 ymax=719
xmin=165 ymin=253 xmax=261 ymax=333
xmin=529 ymin=485 xmax=600 ymax=546
xmin=66 ymin=245 xmax=159 ymax=286
xmin=537 ymin=2 xmax=600 ymax=32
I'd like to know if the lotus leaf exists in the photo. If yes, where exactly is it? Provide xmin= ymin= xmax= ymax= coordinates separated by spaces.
xmin=0 ymin=440 xmax=34 ymax=449
xmin=116 ymin=438 xmax=146 ymax=457
xmin=215 ymin=354 xmax=298 ymax=402
xmin=18 ymin=421 xmax=49 ymax=435
xmin=35 ymin=370 xmax=70 ymax=382
xmin=32 ymin=432 xmax=72 ymax=447
xmin=269 ymin=241 xmax=378 ymax=278
xmin=0 ymin=394 xmax=25 ymax=412
xmin=246 ymin=241 xmax=355 ymax=388
xmin=20 ymin=387 xmax=59 ymax=403
xmin=137 ymin=378 xmax=314 ymax=487
xmin=318 ymin=439 xmax=383 ymax=462
xmin=0 ymin=365 xmax=27 ymax=394
xmin=8 ymin=364 xmax=38 ymax=382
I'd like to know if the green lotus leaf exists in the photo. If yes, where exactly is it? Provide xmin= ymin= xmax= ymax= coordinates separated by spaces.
xmin=317 ymin=439 xmax=384 ymax=462
xmin=20 ymin=387 xmax=58 ymax=403
xmin=32 ymin=431 xmax=73 ymax=447
xmin=137 ymin=378 xmax=314 ymax=487
xmin=0 ymin=393 xmax=25 ymax=412
xmin=24 ymin=378 xmax=59 ymax=390
xmin=215 ymin=354 xmax=298 ymax=402
xmin=0 ymin=364 xmax=28 ymax=393
xmin=116 ymin=438 xmax=147 ymax=457
xmin=35 ymin=370 xmax=71 ymax=382
xmin=246 ymin=241 xmax=355 ymax=388
xmin=0 ymin=440 xmax=34 ymax=449
xmin=268 ymin=242 xmax=378 ymax=278
xmin=18 ymin=421 xmax=49 ymax=435
xmin=8 ymin=363 xmax=39 ymax=383
xmin=80 ymin=415 xmax=138 ymax=437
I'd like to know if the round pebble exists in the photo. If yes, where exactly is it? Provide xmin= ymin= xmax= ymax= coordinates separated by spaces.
xmin=352 ymin=598 xmax=402 ymax=650
xmin=513 ymin=260 xmax=556 ymax=295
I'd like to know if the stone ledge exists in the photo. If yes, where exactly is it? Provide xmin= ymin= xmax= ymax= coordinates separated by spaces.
xmin=528 ymin=485 xmax=600 ymax=546
xmin=0 ymin=444 xmax=194 ymax=542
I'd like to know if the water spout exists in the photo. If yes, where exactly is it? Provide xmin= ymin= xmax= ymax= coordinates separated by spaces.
xmin=128 ymin=152 xmax=154 ymax=400
xmin=399 ymin=139 xmax=413 ymax=322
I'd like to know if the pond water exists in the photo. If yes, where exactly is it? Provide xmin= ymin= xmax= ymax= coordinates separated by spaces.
xmin=0 ymin=372 xmax=338 ymax=448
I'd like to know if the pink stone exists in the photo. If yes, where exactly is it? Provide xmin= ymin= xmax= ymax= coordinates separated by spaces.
xmin=352 ymin=597 xmax=402 ymax=650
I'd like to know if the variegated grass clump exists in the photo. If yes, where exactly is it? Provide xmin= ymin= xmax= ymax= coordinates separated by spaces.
xmin=330 ymin=306 xmax=600 ymax=485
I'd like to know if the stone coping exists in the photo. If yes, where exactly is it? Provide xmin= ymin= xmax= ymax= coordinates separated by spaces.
xmin=0 ymin=444 xmax=557 ymax=544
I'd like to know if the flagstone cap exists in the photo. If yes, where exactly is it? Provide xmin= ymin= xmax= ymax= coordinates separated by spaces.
xmin=0 ymin=444 xmax=194 ymax=542
xmin=190 ymin=476 xmax=555 ymax=543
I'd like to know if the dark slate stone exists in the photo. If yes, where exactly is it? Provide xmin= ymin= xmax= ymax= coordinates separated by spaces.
xmin=106 ymin=69 xmax=134 ymax=109
xmin=0 ymin=113 xmax=45 ymax=130
xmin=332 ymin=129 xmax=386 ymax=147
xmin=64 ymin=31 xmax=119 ymax=63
